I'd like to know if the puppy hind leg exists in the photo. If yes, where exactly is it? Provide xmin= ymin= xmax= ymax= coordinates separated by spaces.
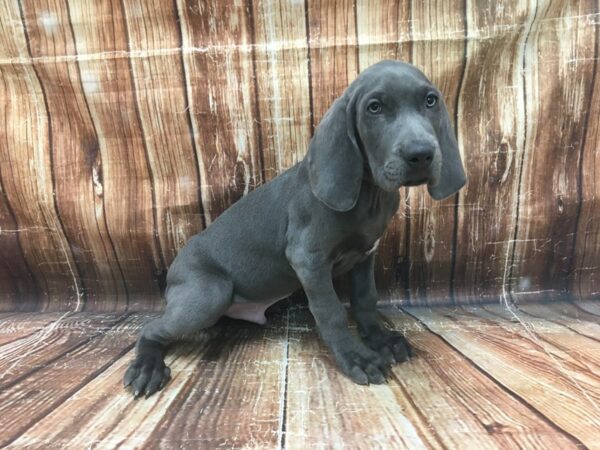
xmin=124 ymin=274 xmax=234 ymax=398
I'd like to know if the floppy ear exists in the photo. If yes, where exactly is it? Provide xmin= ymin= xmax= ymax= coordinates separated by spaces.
xmin=307 ymin=91 xmax=363 ymax=211
xmin=428 ymin=99 xmax=467 ymax=200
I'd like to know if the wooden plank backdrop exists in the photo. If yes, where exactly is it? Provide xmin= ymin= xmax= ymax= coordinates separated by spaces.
xmin=0 ymin=0 xmax=599 ymax=311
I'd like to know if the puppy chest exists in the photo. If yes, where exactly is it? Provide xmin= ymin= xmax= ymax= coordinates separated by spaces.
xmin=332 ymin=238 xmax=381 ymax=274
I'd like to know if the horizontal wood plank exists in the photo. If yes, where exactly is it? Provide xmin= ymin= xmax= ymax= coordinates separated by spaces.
xmin=0 ymin=312 xmax=65 ymax=346
xmin=480 ymin=303 xmax=600 ymax=367
xmin=384 ymin=308 xmax=584 ymax=448
xmin=575 ymin=301 xmax=600 ymax=317
xmin=516 ymin=302 xmax=600 ymax=340
xmin=0 ymin=305 xmax=599 ymax=447
xmin=0 ymin=314 xmax=148 ymax=447
xmin=406 ymin=304 xmax=600 ymax=448
xmin=0 ymin=313 xmax=125 ymax=390
xmin=8 ymin=316 xmax=288 ymax=449
xmin=285 ymin=305 xmax=580 ymax=449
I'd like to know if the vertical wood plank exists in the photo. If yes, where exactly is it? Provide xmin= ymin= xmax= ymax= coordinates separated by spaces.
xmin=511 ymin=0 xmax=598 ymax=303
xmin=19 ymin=0 xmax=129 ymax=311
xmin=570 ymin=6 xmax=600 ymax=302
xmin=306 ymin=0 xmax=358 ymax=124
xmin=0 ymin=0 xmax=598 ymax=308
xmin=0 ymin=191 xmax=39 ymax=311
xmin=453 ymin=0 xmax=537 ymax=303
xmin=0 ymin=0 xmax=83 ymax=310
xmin=251 ymin=0 xmax=312 ymax=180
xmin=121 ymin=0 xmax=204 ymax=266
xmin=177 ymin=0 xmax=263 ymax=224
xmin=66 ymin=0 xmax=163 ymax=310
xmin=356 ymin=0 xmax=411 ymax=67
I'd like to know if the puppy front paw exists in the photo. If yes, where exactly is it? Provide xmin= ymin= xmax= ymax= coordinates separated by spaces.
xmin=362 ymin=328 xmax=411 ymax=364
xmin=123 ymin=353 xmax=171 ymax=398
xmin=333 ymin=344 xmax=389 ymax=385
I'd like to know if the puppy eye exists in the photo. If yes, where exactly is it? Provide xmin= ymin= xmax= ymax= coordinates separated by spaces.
xmin=367 ymin=101 xmax=382 ymax=114
xmin=425 ymin=93 xmax=438 ymax=108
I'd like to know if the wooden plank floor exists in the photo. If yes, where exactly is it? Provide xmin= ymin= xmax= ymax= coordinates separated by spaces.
xmin=0 ymin=303 xmax=598 ymax=449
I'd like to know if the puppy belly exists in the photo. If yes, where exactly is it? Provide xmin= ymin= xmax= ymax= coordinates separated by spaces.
xmin=224 ymin=299 xmax=281 ymax=325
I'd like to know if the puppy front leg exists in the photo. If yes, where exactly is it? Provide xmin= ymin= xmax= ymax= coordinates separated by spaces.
xmin=293 ymin=261 xmax=388 ymax=384
xmin=350 ymin=253 xmax=411 ymax=363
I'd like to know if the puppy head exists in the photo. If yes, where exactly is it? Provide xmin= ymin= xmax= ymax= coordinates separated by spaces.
xmin=307 ymin=60 xmax=467 ymax=211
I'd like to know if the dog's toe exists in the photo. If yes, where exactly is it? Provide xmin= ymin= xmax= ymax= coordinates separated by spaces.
xmin=349 ymin=366 xmax=369 ymax=385
xmin=391 ymin=339 xmax=410 ymax=362
xmin=378 ymin=346 xmax=396 ymax=365
xmin=363 ymin=329 xmax=411 ymax=364
xmin=337 ymin=349 xmax=389 ymax=385
xmin=123 ymin=364 xmax=140 ymax=387
xmin=364 ymin=362 xmax=386 ymax=384
xmin=124 ymin=354 xmax=170 ymax=398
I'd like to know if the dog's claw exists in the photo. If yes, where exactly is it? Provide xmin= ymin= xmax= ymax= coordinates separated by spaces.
xmin=350 ymin=366 xmax=369 ymax=385
xmin=365 ymin=363 xmax=386 ymax=384
xmin=362 ymin=329 xmax=411 ymax=364
xmin=123 ymin=353 xmax=170 ymax=399
xmin=336 ymin=346 xmax=388 ymax=385
xmin=158 ymin=367 xmax=171 ymax=390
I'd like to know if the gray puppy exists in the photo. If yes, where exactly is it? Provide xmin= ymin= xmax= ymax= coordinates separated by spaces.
xmin=124 ymin=60 xmax=466 ymax=398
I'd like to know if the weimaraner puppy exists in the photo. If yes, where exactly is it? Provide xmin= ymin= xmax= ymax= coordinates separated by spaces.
xmin=124 ymin=60 xmax=467 ymax=397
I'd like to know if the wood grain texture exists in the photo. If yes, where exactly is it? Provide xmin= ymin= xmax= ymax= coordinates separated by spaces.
xmin=510 ymin=0 xmax=598 ymax=303
xmin=0 ymin=312 xmax=64 ymax=345
xmin=0 ymin=312 xmax=124 ymax=390
xmin=0 ymin=0 xmax=83 ymax=310
xmin=177 ymin=0 xmax=263 ymax=224
xmin=407 ymin=304 xmax=600 ymax=448
xmin=452 ymin=0 xmax=536 ymax=304
xmin=0 ymin=314 xmax=143 ymax=447
xmin=381 ymin=308 xmax=581 ymax=449
xmin=570 ymin=5 xmax=600 ymax=303
xmin=8 ymin=316 xmax=287 ymax=449
xmin=306 ymin=0 xmax=359 ymax=129
xmin=518 ymin=302 xmax=600 ymax=340
xmin=66 ymin=0 xmax=165 ymax=310
xmin=19 ymin=0 xmax=129 ymax=311
xmin=286 ymin=308 xmax=430 ymax=450
xmin=251 ymin=0 xmax=312 ymax=180
xmin=0 ymin=1 xmax=599 ymax=308
xmin=121 ymin=0 xmax=204 ymax=265
xmin=0 ymin=305 xmax=597 ymax=447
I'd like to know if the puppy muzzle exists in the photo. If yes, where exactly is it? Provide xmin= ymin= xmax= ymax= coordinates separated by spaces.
xmin=383 ymin=160 xmax=430 ymax=187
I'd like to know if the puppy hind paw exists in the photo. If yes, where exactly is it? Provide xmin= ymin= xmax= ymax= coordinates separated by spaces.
xmin=123 ymin=354 xmax=171 ymax=398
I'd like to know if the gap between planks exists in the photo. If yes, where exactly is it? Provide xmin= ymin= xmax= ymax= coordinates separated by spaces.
xmin=0 ymin=303 xmax=599 ymax=449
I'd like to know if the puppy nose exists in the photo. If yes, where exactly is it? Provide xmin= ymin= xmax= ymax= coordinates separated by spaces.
xmin=403 ymin=144 xmax=434 ymax=170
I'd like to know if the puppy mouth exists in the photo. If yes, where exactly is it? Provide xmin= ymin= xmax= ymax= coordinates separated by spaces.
xmin=404 ymin=177 xmax=428 ymax=187
xmin=382 ymin=170 xmax=429 ymax=189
